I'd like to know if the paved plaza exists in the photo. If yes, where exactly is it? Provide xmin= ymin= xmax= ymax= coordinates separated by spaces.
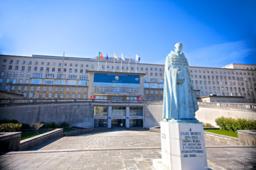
xmin=0 ymin=129 xmax=256 ymax=170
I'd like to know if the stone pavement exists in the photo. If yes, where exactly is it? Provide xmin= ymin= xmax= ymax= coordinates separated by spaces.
xmin=0 ymin=129 xmax=256 ymax=170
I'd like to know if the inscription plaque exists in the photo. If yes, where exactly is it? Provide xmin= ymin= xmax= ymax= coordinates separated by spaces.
xmin=180 ymin=130 xmax=204 ymax=158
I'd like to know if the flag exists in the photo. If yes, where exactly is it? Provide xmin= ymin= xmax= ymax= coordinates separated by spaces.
xmin=135 ymin=54 xmax=140 ymax=62
xmin=97 ymin=52 xmax=101 ymax=60
xmin=100 ymin=52 xmax=104 ymax=61
xmin=121 ymin=54 xmax=125 ymax=61
xmin=113 ymin=53 xmax=119 ymax=60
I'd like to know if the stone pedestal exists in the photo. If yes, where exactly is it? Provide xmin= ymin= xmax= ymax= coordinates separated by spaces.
xmin=153 ymin=121 xmax=208 ymax=170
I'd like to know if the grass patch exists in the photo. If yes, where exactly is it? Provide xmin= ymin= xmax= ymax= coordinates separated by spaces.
xmin=206 ymin=129 xmax=238 ymax=138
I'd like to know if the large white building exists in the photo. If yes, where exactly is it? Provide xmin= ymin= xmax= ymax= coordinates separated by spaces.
xmin=0 ymin=54 xmax=255 ymax=103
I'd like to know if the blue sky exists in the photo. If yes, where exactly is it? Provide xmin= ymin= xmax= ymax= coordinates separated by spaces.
xmin=0 ymin=0 xmax=255 ymax=67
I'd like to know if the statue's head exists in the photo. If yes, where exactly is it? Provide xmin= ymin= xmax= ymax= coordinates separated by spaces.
xmin=174 ymin=42 xmax=183 ymax=53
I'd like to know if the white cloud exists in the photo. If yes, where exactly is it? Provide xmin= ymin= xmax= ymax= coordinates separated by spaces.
xmin=186 ymin=41 xmax=251 ymax=67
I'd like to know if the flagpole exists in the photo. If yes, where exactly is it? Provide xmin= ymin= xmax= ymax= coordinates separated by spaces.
xmin=136 ymin=61 xmax=138 ymax=73
xmin=121 ymin=60 xmax=122 ymax=72
xmin=128 ymin=58 xmax=130 ymax=73
xmin=105 ymin=54 xmax=108 ymax=71
xmin=97 ymin=58 xmax=99 ymax=71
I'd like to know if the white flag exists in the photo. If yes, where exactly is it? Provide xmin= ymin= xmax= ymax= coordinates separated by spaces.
xmin=113 ymin=53 xmax=119 ymax=60
xmin=121 ymin=54 xmax=125 ymax=61
xmin=135 ymin=54 xmax=140 ymax=62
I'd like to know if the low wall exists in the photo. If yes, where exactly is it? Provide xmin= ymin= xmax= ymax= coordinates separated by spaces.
xmin=196 ymin=107 xmax=256 ymax=127
xmin=238 ymin=130 xmax=256 ymax=145
xmin=144 ymin=102 xmax=162 ymax=128
xmin=0 ymin=103 xmax=94 ymax=128
xmin=0 ymin=132 xmax=21 ymax=152
xmin=20 ymin=128 xmax=63 ymax=150
xmin=144 ymin=102 xmax=256 ymax=128
xmin=205 ymin=132 xmax=241 ymax=145
xmin=1 ymin=101 xmax=255 ymax=129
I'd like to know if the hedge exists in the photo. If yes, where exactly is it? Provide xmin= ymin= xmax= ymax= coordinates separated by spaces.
xmin=42 ymin=122 xmax=70 ymax=129
xmin=215 ymin=117 xmax=256 ymax=132
xmin=0 ymin=123 xmax=22 ymax=132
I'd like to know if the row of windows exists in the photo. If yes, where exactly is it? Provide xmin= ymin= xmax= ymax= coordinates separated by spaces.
xmin=192 ymin=79 xmax=255 ymax=87
xmin=4 ymin=65 xmax=88 ymax=74
xmin=2 ymin=64 xmax=164 ymax=78
xmin=2 ymin=85 xmax=87 ymax=91
xmin=2 ymin=59 xmax=90 ymax=68
xmin=191 ymin=74 xmax=256 ymax=80
xmin=24 ymin=92 xmax=87 ymax=99
xmin=190 ymin=69 xmax=255 ymax=76
xmin=2 ymin=58 xmax=163 ymax=70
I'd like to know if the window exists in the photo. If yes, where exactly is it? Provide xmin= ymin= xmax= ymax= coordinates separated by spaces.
xmin=130 ymin=107 xmax=143 ymax=116
xmin=68 ymin=74 xmax=77 ymax=79
xmin=46 ymin=73 xmax=54 ymax=78
xmin=32 ymin=73 xmax=42 ymax=78
xmin=94 ymin=106 xmax=108 ymax=116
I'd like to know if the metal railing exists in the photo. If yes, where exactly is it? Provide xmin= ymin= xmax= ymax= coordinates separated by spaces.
xmin=0 ymin=98 xmax=145 ymax=106
xmin=198 ymin=102 xmax=256 ymax=111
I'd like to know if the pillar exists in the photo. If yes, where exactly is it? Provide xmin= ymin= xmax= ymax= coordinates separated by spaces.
xmin=108 ymin=106 xmax=112 ymax=128
xmin=126 ymin=106 xmax=130 ymax=128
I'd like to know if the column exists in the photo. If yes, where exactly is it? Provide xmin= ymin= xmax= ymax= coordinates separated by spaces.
xmin=126 ymin=106 xmax=130 ymax=128
xmin=108 ymin=106 xmax=112 ymax=128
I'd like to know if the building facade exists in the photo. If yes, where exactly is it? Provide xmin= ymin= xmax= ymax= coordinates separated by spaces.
xmin=0 ymin=54 xmax=256 ymax=103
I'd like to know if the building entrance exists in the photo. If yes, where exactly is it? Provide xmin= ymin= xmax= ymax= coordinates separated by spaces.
xmin=111 ymin=119 xmax=126 ymax=128
xmin=93 ymin=105 xmax=143 ymax=129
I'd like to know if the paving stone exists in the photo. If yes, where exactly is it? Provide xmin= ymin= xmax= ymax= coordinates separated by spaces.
xmin=0 ymin=130 xmax=255 ymax=170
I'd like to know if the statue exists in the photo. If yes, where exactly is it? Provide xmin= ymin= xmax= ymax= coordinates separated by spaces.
xmin=163 ymin=42 xmax=198 ymax=121
xmin=154 ymin=43 xmax=208 ymax=169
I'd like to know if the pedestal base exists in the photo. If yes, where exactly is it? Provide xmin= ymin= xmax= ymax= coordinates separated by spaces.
xmin=153 ymin=159 xmax=169 ymax=170
xmin=153 ymin=120 xmax=208 ymax=170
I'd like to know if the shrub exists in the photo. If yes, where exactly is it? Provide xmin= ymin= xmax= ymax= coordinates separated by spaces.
xmin=215 ymin=117 xmax=256 ymax=132
xmin=42 ymin=122 xmax=70 ymax=129
xmin=21 ymin=123 xmax=32 ymax=130
xmin=0 ymin=123 xmax=22 ymax=132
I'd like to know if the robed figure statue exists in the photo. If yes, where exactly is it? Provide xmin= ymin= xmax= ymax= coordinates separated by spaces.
xmin=163 ymin=42 xmax=198 ymax=121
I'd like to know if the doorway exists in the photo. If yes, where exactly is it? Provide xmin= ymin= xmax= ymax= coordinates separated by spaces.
xmin=111 ymin=119 xmax=126 ymax=128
